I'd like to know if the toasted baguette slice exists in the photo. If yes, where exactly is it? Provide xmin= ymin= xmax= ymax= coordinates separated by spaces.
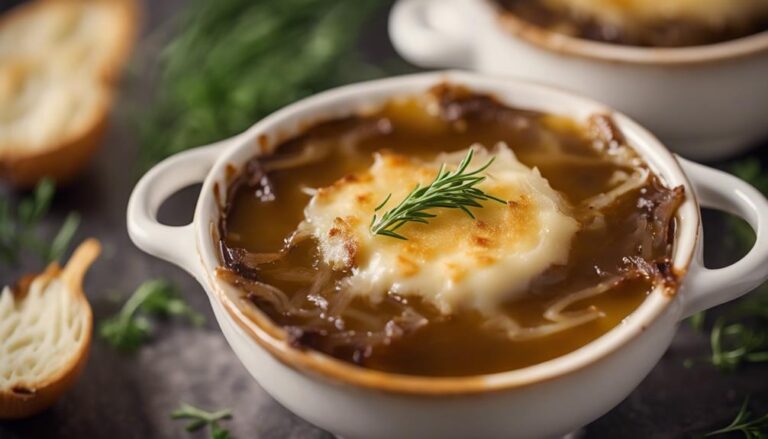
xmin=0 ymin=0 xmax=137 ymax=83
xmin=0 ymin=59 xmax=111 ymax=187
xmin=0 ymin=0 xmax=137 ymax=187
xmin=0 ymin=239 xmax=100 ymax=419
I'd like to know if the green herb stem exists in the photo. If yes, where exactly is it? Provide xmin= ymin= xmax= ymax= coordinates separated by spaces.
xmin=706 ymin=397 xmax=768 ymax=438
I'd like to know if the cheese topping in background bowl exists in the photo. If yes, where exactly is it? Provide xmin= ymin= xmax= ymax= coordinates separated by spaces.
xmin=500 ymin=0 xmax=768 ymax=46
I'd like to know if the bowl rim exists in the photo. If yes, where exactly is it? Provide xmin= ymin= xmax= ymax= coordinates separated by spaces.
xmin=484 ymin=0 xmax=768 ymax=65
xmin=194 ymin=71 xmax=700 ymax=395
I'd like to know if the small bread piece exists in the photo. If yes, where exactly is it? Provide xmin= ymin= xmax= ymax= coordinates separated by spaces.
xmin=0 ymin=0 xmax=137 ymax=187
xmin=0 ymin=60 xmax=111 ymax=187
xmin=0 ymin=239 xmax=100 ymax=419
xmin=0 ymin=0 xmax=137 ymax=83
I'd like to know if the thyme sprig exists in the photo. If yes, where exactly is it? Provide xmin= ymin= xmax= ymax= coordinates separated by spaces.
xmin=706 ymin=397 xmax=768 ymax=438
xmin=370 ymin=149 xmax=506 ymax=240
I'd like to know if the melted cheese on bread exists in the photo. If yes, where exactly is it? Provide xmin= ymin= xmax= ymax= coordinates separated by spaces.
xmin=542 ymin=0 xmax=768 ymax=29
xmin=302 ymin=144 xmax=580 ymax=314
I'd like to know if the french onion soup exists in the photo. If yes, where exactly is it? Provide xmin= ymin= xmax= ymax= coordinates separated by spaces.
xmin=217 ymin=85 xmax=684 ymax=377
xmin=494 ymin=0 xmax=768 ymax=47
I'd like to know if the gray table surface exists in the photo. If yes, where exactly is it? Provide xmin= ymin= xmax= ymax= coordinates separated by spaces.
xmin=1 ymin=1 xmax=767 ymax=438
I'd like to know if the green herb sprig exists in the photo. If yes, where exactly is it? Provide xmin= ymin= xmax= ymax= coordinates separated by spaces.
xmin=0 ymin=178 xmax=80 ymax=266
xmin=137 ymin=0 xmax=404 ymax=170
xmin=370 ymin=149 xmax=506 ymax=240
xmin=172 ymin=403 xmax=233 ymax=439
xmin=100 ymin=279 xmax=205 ymax=352
xmin=706 ymin=397 xmax=768 ymax=438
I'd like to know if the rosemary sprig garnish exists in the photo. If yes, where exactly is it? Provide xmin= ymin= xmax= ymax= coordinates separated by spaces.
xmin=370 ymin=149 xmax=506 ymax=240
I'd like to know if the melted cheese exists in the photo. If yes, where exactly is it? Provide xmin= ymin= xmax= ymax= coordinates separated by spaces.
xmin=542 ymin=0 xmax=768 ymax=29
xmin=302 ymin=144 xmax=580 ymax=314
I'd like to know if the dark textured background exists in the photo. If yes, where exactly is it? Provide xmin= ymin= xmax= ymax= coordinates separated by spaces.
xmin=1 ymin=0 xmax=767 ymax=438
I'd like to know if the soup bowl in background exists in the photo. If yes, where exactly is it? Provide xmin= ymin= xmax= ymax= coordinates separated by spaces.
xmin=127 ymin=71 xmax=768 ymax=439
xmin=389 ymin=0 xmax=768 ymax=161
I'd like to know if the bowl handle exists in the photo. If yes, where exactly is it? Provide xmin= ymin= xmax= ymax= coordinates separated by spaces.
xmin=389 ymin=0 xmax=472 ymax=68
xmin=679 ymin=157 xmax=768 ymax=319
xmin=127 ymin=140 xmax=227 ymax=280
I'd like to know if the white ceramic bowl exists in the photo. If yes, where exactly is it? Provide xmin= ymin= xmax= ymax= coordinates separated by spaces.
xmin=389 ymin=0 xmax=768 ymax=160
xmin=127 ymin=71 xmax=768 ymax=439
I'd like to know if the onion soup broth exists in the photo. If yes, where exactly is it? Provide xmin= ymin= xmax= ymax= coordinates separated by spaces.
xmin=218 ymin=85 xmax=683 ymax=376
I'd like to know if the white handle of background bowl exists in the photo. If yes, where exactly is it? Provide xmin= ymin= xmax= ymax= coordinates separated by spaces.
xmin=127 ymin=141 xmax=224 ymax=279
xmin=679 ymin=157 xmax=768 ymax=319
xmin=389 ymin=0 xmax=472 ymax=68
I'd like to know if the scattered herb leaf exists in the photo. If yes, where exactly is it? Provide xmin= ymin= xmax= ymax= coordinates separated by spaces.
xmin=0 ymin=178 xmax=80 ymax=266
xmin=706 ymin=397 xmax=768 ymax=438
xmin=100 ymin=279 xmax=205 ymax=352
xmin=172 ymin=403 xmax=233 ymax=439
xmin=137 ymin=0 xmax=405 ymax=170
xmin=370 ymin=149 xmax=506 ymax=240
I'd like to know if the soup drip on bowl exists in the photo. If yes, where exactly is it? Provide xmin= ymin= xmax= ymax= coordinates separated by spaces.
xmin=494 ymin=0 xmax=768 ymax=47
xmin=216 ymin=84 xmax=684 ymax=377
